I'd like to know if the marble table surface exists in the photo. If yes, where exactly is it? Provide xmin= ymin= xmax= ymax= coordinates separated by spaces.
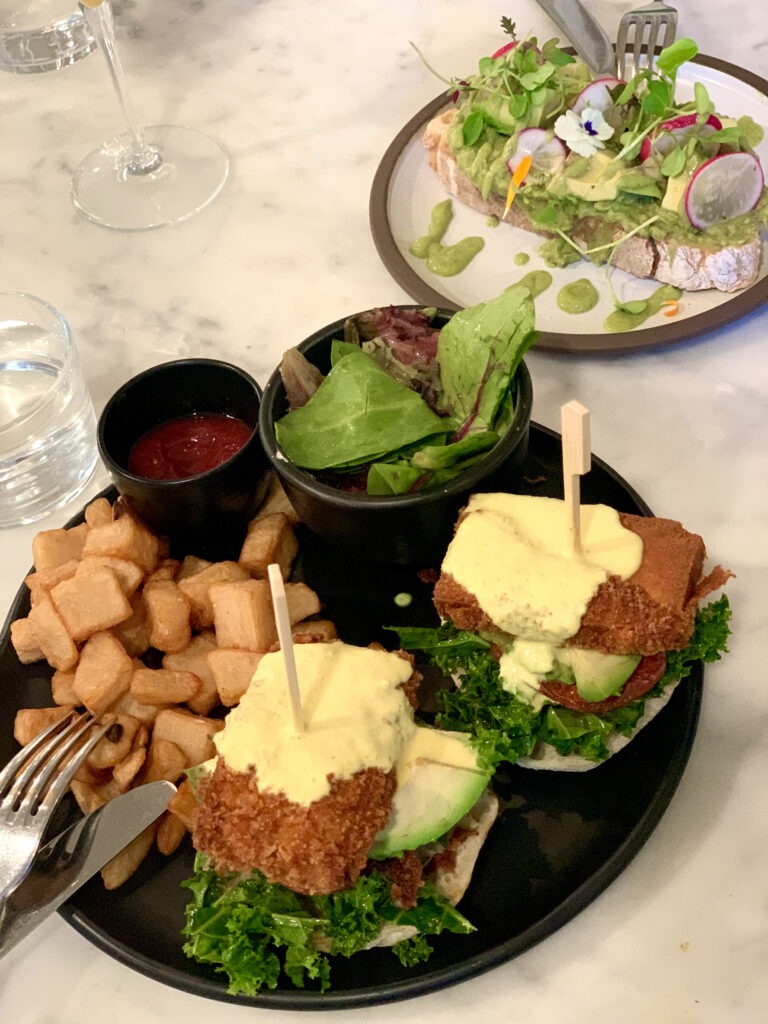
xmin=1 ymin=1 xmax=766 ymax=1021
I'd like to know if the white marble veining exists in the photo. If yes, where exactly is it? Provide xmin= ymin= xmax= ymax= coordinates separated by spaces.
xmin=1 ymin=1 xmax=767 ymax=1020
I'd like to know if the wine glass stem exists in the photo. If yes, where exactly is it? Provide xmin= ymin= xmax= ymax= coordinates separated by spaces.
xmin=83 ymin=1 xmax=162 ymax=176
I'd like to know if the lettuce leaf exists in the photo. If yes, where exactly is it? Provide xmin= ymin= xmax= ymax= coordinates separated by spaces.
xmin=393 ymin=597 xmax=732 ymax=766
xmin=182 ymin=855 xmax=473 ymax=995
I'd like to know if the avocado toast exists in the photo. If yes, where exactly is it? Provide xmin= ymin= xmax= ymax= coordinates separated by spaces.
xmin=422 ymin=23 xmax=767 ymax=292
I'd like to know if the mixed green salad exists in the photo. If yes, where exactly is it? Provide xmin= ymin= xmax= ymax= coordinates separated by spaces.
xmin=424 ymin=18 xmax=767 ymax=266
xmin=275 ymin=286 xmax=536 ymax=496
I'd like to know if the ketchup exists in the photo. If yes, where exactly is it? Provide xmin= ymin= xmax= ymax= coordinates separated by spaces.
xmin=128 ymin=412 xmax=253 ymax=480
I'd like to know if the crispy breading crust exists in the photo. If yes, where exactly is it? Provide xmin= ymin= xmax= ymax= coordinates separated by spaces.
xmin=423 ymin=109 xmax=762 ymax=293
xmin=433 ymin=512 xmax=732 ymax=654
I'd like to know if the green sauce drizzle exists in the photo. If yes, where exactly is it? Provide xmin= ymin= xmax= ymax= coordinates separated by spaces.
xmin=557 ymin=278 xmax=599 ymax=314
xmin=604 ymin=284 xmax=682 ymax=333
xmin=510 ymin=269 xmax=553 ymax=298
xmin=410 ymin=200 xmax=485 ymax=276
xmin=513 ymin=252 xmax=530 ymax=266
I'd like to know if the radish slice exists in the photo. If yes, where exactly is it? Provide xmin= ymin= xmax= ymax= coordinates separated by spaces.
xmin=507 ymin=128 xmax=567 ymax=176
xmin=684 ymin=152 xmax=764 ymax=229
xmin=492 ymin=40 xmax=518 ymax=59
xmin=572 ymin=77 xmax=623 ymax=115
xmin=640 ymin=113 xmax=723 ymax=162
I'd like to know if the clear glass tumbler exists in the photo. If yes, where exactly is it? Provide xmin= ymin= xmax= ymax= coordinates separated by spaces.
xmin=0 ymin=2 xmax=95 ymax=74
xmin=0 ymin=291 xmax=98 ymax=527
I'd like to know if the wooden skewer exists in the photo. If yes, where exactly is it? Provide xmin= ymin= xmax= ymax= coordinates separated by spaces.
xmin=561 ymin=400 xmax=591 ymax=556
xmin=267 ymin=563 xmax=304 ymax=733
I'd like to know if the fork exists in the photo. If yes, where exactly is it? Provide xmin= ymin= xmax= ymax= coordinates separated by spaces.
xmin=0 ymin=711 xmax=113 ymax=902
xmin=616 ymin=0 xmax=678 ymax=80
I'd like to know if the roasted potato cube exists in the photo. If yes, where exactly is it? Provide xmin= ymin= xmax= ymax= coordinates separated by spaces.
xmin=111 ymin=595 xmax=150 ymax=658
xmin=10 ymin=617 xmax=44 ymax=665
xmin=101 ymin=823 xmax=158 ymax=890
xmin=86 ymin=715 xmax=141 ymax=771
xmin=255 ymin=472 xmax=300 ymax=525
xmin=284 ymin=582 xmax=322 ymax=624
xmin=13 ymin=706 xmax=75 ymax=747
xmin=51 ymin=668 xmax=79 ymax=706
xmin=27 ymin=597 xmax=79 ymax=671
xmin=141 ymin=737 xmax=189 ymax=784
xmin=130 ymin=667 xmax=201 ymax=705
xmin=110 ymin=690 xmax=169 ymax=727
xmin=76 ymin=555 xmax=144 ymax=597
xmin=291 ymin=618 xmax=338 ymax=644
xmin=162 ymin=632 xmax=219 ymax=714
xmin=177 ymin=560 xmax=249 ymax=629
xmin=51 ymin=565 xmax=133 ymax=643
xmin=152 ymin=707 xmax=223 ymax=766
xmin=24 ymin=559 xmax=79 ymax=606
xmin=206 ymin=648 xmax=262 ymax=706
xmin=176 ymin=554 xmax=213 ymax=581
xmin=112 ymin=746 xmax=148 ymax=792
xmin=145 ymin=558 xmax=182 ymax=584
xmin=32 ymin=523 xmax=88 ymax=572
xmin=84 ymin=496 xmax=114 ymax=529
xmin=83 ymin=513 xmax=160 ymax=574
xmin=70 ymin=778 xmax=108 ymax=815
xmin=209 ymin=579 xmax=277 ymax=652
xmin=238 ymin=512 xmax=298 ymax=580
xmin=167 ymin=777 xmax=198 ymax=830
xmin=73 ymin=631 xmax=133 ymax=715
xmin=156 ymin=811 xmax=188 ymax=855
xmin=143 ymin=580 xmax=192 ymax=653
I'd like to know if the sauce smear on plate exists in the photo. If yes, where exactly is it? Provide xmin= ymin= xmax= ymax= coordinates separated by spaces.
xmin=128 ymin=413 xmax=253 ymax=480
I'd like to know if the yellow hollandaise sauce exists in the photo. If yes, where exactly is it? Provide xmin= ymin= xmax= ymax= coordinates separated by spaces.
xmin=441 ymin=494 xmax=643 ymax=643
xmin=214 ymin=642 xmax=479 ymax=806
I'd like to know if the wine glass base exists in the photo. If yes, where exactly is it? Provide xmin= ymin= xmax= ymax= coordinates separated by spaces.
xmin=71 ymin=125 xmax=229 ymax=230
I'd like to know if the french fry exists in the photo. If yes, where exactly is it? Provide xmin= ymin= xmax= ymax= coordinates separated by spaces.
xmin=143 ymin=579 xmax=192 ymax=654
xmin=27 ymin=597 xmax=79 ymax=671
xmin=145 ymin=558 xmax=182 ymax=584
xmin=209 ymin=578 xmax=277 ymax=652
xmin=110 ymin=689 xmax=170 ymax=727
xmin=111 ymin=595 xmax=150 ymax=657
xmin=285 ymin=582 xmax=322 ymax=624
xmin=152 ymin=707 xmax=223 ymax=766
xmin=13 ymin=706 xmax=75 ymax=746
xmin=254 ymin=472 xmax=300 ymax=525
xmin=77 ymin=555 xmax=144 ymax=597
xmin=32 ymin=522 xmax=88 ymax=572
xmin=291 ymin=618 xmax=338 ymax=644
xmin=101 ymin=823 xmax=158 ymax=890
xmin=206 ymin=648 xmax=262 ymax=707
xmin=176 ymin=554 xmax=213 ymax=581
xmin=70 ymin=778 xmax=108 ymax=815
xmin=73 ymin=631 xmax=133 ymax=715
xmin=130 ymin=667 xmax=201 ymax=705
xmin=51 ymin=564 xmax=133 ymax=643
xmin=238 ymin=512 xmax=298 ymax=580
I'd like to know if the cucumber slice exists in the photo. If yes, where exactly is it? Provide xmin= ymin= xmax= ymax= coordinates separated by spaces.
xmin=369 ymin=731 xmax=490 ymax=859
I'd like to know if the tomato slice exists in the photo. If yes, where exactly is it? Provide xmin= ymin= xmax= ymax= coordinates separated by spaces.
xmin=538 ymin=653 xmax=667 ymax=715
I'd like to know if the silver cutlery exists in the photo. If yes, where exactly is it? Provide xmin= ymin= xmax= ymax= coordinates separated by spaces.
xmin=533 ymin=0 xmax=617 ymax=76
xmin=616 ymin=1 xmax=679 ymax=79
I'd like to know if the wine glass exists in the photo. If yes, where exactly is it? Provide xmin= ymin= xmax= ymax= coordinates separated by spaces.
xmin=71 ymin=0 xmax=229 ymax=230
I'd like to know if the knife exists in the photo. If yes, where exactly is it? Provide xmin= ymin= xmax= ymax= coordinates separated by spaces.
xmin=0 ymin=780 xmax=175 ymax=959
xmin=533 ymin=0 xmax=617 ymax=76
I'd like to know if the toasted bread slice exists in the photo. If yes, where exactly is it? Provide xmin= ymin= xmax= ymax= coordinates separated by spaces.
xmin=423 ymin=109 xmax=762 ymax=293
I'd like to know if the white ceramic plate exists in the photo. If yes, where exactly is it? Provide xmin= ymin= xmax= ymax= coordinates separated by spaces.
xmin=370 ymin=56 xmax=768 ymax=353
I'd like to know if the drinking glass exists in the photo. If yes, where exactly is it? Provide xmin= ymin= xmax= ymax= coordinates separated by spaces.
xmin=0 ymin=291 xmax=98 ymax=527
xmin=71 ymin=0 xmax=229 ymax=230
xmin=0 ymin=1 xmax=95 ymax=74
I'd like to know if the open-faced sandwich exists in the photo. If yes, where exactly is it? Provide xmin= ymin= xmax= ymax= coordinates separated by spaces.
xmin=421 ymin=20 xmax=767 ymax=292
xmin=395 ymin=493 xmax=732 ymax=770
xmin=182 ymin=640 xmax=498 ymax=993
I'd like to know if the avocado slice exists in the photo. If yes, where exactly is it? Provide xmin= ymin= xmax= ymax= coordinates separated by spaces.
xmin=554 ymin=647 xmax=641 ymax=702
xmin=368 ymin=730 xmax=490 ymax=860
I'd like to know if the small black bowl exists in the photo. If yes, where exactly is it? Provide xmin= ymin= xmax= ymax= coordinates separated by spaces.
xmin=258 ymin=308 xmax=533 ymax=566
xmin=98 ymin=359 xmax=270 ymax=559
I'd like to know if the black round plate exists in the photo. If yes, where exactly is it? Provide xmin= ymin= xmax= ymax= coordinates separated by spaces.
xmin=0 ymin=423 xmax=701 ymax=1008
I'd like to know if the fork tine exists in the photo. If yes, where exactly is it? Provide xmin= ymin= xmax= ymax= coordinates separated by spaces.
xmin=1 ymin=712 xmax=110 ymax=820
xmin=644 ymin=19 xmax=662 ymax=66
